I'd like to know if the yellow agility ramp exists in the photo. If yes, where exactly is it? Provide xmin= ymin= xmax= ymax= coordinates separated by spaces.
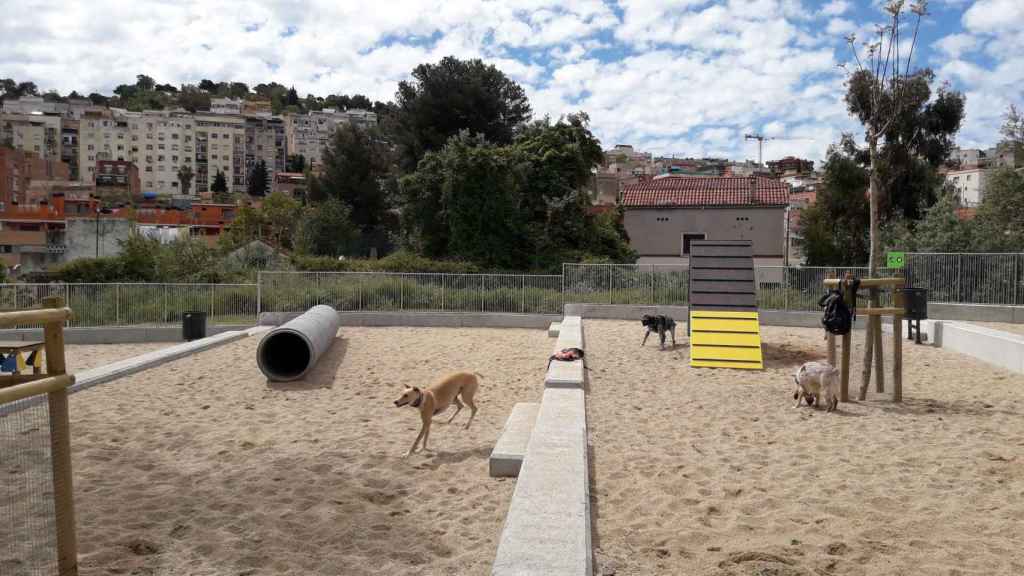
xmin=689 ymin=310 xmax=764 ymax=370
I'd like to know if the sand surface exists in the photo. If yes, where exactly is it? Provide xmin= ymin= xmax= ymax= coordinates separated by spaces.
xmin=66 ymin=327 xmax=550 ymax=576
xmin=587 ymin=321 xmax=1024 ymax=576
xmin=969 ymin=321 xmax=1024 ymax=337
xmin=65 ymin=343 xmax=170 ymax=372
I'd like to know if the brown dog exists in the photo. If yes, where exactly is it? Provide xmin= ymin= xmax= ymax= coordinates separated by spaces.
xmin=393 ymin=371 xmax=481 ymax=457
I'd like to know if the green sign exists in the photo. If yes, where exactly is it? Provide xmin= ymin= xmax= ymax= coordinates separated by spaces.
xmin=886 ymin=251 xmax=906 ymax=269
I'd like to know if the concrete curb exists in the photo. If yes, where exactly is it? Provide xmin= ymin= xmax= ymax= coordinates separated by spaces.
xmin=546 ymin=315 xmax=585 ymax=388
xmin=0 ymin=327 xmax=268 ymax=416
xmin=0 ymin=325 xmax=254 ymax=344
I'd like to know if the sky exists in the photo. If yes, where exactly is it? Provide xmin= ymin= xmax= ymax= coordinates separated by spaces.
xmin=2 ymin=0 xmax=1021 ymax=165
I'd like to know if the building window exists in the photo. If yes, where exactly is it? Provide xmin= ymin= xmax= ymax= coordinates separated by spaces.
xmin=146 ymin=144 xmax=153 ymax=150
xmin=158 ymin=144 xmax=165 ymax=150
xmin=172 ymin=155 xmax=179 ymax=162
xmin=682 ymin=233 xmax=706 ymax=255
xmin=87 ymin=144 xmax=94 ymax=151
xmin=172 ymin=133 xmax=179 ymax=140
xmin=146 ymin=166 xmax=152 ymax=172
xmin=158 ymin=155 xmax=165 ymax=161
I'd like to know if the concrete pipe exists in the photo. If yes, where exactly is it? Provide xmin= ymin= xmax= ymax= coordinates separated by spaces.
xmin=257 ymin=305 xmax=340 ymax=381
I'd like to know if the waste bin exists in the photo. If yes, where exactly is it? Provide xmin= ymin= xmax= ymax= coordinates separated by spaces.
xmin=902 ymin=287 xmax=928 ymax=320
xmin=901 ymin=288 xmax=928 ymax=344
xmin=183 ymin=311 xmax=207 ymax=342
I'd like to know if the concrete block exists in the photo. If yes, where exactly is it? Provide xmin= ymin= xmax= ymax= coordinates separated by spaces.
xmin=881 ymin=319 xmax=940 ymax=347
xmin=545 ymin=358 xmax=585 ymax=389
xmin=492 ymin=387 xmax=591 ymax=576
xmin=489 ymin=402 xmax=540 ymax=478
xmin=548 ymin=322 xmax=560 ymax=338
xmin=939 ymin=322 xmax=1024 ymax=374
xmin=929 ymin=303 xmax=1024 ymax=323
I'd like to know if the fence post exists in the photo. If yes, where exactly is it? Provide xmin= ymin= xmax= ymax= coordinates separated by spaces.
xmin=163 ymin=284 xmax=168 ymax=324
xmin=784 ymin=266 xmax=789 ymax=311
xmin=602 ymin=262 xmax=610 ymax=303
xmin=115 ymin=283 xmax=120 ymax=326
xmin=481 ymin=276 xmax=485 ymax=312
xmin=400 ymin=274 xmax=405 ymax=311
xmin=209 ymin=284 xmax=214 ymax=321
xmin=1015 ymin=255 xmax=1020 ymax=306
xmin=256 ymin=272 xmax=262 ymax=320
xmin=521 ymin=275 xmax=526 ymax=313
xmin=561 ymin=266 xmax=566 ymax=314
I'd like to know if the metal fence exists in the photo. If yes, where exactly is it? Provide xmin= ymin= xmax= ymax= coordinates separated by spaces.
xmin=0 ymin=283 xmax=259 ymax=328
xmin=2 ymin=254 xmax=1021 ymax=329
xmin=259 ymin=272 xmax=564 ymax=315
xmin=905 ymin=253 xmax=1024 ymax=305
xmin=564 ymin=263 xmax=899 ymax=311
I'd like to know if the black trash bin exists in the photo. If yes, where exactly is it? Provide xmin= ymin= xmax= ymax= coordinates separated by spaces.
xmin=183 ymin=311 xmax=207 ymax=342
xmin=901 ymin=288 xmax=928 ymax=344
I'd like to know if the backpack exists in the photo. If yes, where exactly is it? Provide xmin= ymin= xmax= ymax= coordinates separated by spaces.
xmin=547 ymin=347 xmax=584 ymax=368
xmin=818 ymin=289 xmax=853 ymax=335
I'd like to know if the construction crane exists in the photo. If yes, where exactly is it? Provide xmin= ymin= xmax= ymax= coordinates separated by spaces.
xmin=744 ymin=133 xmax=814 ymax=166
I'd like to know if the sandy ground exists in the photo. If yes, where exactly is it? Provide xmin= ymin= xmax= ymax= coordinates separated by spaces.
xmin=64 ymin=327 xmax=550 ymax=576
xmin=65 ymin=343 xmax=170 ymax=373
xmin=587 ymin=321 xmax=1024 ymax=576
xmin=969 ymin=321 xmax=1024 ymax=337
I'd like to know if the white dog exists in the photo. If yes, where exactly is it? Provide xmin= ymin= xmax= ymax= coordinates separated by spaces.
xmin=793 ymin=361 xmax=839 ymax=412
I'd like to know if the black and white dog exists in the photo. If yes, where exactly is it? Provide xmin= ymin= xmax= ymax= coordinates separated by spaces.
xmin=641 ymin=314 xmax=677 ymax=350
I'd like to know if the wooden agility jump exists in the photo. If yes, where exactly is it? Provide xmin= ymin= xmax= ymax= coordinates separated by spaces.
xmin=824 ymin=274 xmax=905 ymax=403
xmin=0 ymin=297 xmax=78 ymax=576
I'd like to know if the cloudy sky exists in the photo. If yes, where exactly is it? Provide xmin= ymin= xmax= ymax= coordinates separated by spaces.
xmin=2 ymin=0 xmax=1021 ymax=163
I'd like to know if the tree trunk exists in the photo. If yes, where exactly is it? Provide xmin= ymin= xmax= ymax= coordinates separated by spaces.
xmin=860 ymin=135 xmax=881 ymax=399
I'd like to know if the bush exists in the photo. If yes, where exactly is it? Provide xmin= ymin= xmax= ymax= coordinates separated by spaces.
xmin=290 ymin=250 xmax=481 ymax=274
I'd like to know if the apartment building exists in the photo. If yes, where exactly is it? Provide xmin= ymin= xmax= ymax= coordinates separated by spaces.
xmin=0 ymin=148 xmax=71 ymax=206
xmin=245 ymin=115 xmax=286 ymax=190
xmin=2 ymin=95 xmax=105 ymax=119
xmin=946 ymin=167 xmax=988 ymax=207
xmin=193 ymin=113 xmax=246 ymax=195
xmin=1 ymin=112 xmax=62 ymax=163
xmin=61 ymin=119 xmax=80 ymax=180
xmin=284 ymin=108 xmax=379 ymax=168
xmin=125 ymin=111 xmax=198 ymax=197
xmin=210 ymin=98 xmax=244 ymax=115
xmin=77 ymin=110 xmax=131 ymax=182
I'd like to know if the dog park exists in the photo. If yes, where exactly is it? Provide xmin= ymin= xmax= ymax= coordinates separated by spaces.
xmin=2 ymin=254 xmax=1024 ymax=575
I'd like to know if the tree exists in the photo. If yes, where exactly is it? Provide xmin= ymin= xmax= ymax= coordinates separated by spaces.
xmin=286 ymin=154 xmax=306 ymax=172
xmin=310 ymin=124 xmax=394 ymax=233
xmin=177 ymin=165 xmax=194 ymax=197
xmin=1001 ymin=104 xmax=1024 ymax=146
xmin=177 ymin=85 xmax=211 ymax=112
xmin=841 ymin=0 xmax=931 ymax=399
xmin=135 ymin=74 xmax=156 ymax=91
xmin=247 ymin=160 xmax=268 ymax=197
xmin=260 ymin=192 xmax=302 ymax=249
xmin=884 ymin=188 xmax=974 ymax=253
xmin=394 ymin=56 xmax=532 ymax=170
xmin=295 ymin=198 xmax=359 ymax=256
xmin=220 ymin=204 xmax=265 ymax=249
xmin=796 ymin=149 xmax=870 ymax=265
xmin=973 ymin=168 xmax=1024 ymax=251
xmin=211 ymin=169 xmax=230 ymax=202
xmin=199 ymin=79 xmax=218 ymax=92
xmin=286 ymin=86 xmax=300 ymax=107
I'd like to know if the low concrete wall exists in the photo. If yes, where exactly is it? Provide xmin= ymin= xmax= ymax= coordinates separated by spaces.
xmin=938 ymin=322 xmax=1024 ymax=374
xmin=929 ymin=303 xmax=1024 ymax=323
xmin=260 ymin=311 xmax=556 ymax=329
xmin=492 ymin=387 xmax=591 ymax=576
xmin=0 ymin=325 xmax=252 ymax=344
xmin=546 ymin=315 xmax=585 ymax=388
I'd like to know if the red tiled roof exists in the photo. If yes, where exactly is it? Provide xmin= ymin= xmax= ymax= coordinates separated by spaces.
xmin=620 ymin=176 xmax=789 ymax=208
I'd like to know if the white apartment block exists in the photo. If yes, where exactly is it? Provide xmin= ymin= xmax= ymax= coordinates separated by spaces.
xmin=946 ymin=167 xmax=987 ymax=207
xmin=77 ymin=112 xmax=131 ymax=182
xmin=1 ymin=112 xmax=62 ymax=162
xmin=210 ymin=98 xmax=243 ymax=115
xmin=284 ymin=108 xmax=377 ymax=168
xmin=245 ymin=115 xmax=287 ymax=190
xmin=2 ymin=96 xmax=104 ymax=119
xmin=194 ymin=114 xmax=245 ymax=195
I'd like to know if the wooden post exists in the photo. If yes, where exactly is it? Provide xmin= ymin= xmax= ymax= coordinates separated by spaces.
xmin=874 ymin=317 xmax=885 ymax=394
xmin=840 ymin=274 xmax=853 ymax=402
xmin=893 ymin=287 xmax=904 ymax=402
xmin=827 ymin=333 xmax=836 ymax=367
xmin=41 ymin=296 xmax=78 ymax=576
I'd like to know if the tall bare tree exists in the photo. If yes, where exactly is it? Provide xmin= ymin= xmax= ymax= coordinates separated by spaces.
xmin=841 ymin=0 xmax=928 ymax=397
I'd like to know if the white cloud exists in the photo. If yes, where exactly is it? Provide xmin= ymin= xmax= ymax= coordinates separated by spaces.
xmin=2 ymin=0 xmax=1012 ymax=164
xmin=819 ymin=0 xmax=851 ymax=17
